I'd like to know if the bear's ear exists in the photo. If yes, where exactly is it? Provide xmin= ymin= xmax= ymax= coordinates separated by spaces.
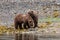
xmin=28 ymin=10 xmax=33 ymax=14
xmin=30 ymin=11 xmax=33 ymax=14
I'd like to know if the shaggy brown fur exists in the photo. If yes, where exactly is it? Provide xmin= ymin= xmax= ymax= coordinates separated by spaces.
xmin=14 ymin=13 xmax=34 ymax=29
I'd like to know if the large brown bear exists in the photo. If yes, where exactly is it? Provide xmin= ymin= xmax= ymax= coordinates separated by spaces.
xmin=14 ymin=13 xmax=34 ymax=29
xmin=28 ymin=10 xmax=39 ymax=28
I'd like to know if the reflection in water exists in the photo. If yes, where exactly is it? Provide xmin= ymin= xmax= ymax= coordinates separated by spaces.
xmin=15 ymin=33 xmax=22 ymax=40
xmin=15 ymin=33 xmax=38 ymax=40
xmin=14 ymin=33 xmax=60 ymax=40
xmin=0 ymin=33 xmax=60 ymax=40
xmin=0 ymin=34 xmax=14 ymax=40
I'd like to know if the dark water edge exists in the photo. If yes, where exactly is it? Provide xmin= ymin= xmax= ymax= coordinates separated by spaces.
xmin=0 ymin=33 xmax=60 ymax=40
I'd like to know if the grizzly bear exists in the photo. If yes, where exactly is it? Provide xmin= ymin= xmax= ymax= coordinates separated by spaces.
xmin=28 ymin=10 xmax=39 ymax=28
xmin=14 ymin=13 xmax=34 ymax=29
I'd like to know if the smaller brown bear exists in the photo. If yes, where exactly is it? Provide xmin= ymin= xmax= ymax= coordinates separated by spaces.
xmin=14 ymin=13 xmax=34 ymax=29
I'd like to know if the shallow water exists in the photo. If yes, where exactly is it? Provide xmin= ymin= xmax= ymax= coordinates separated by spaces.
xmin=0 ymin=33 xmax=60 ymax=40
xmin=0 ymin=34 xmax=14 ymax=40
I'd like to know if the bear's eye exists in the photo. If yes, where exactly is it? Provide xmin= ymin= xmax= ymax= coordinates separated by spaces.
xmin=29 ymin=20 xmax=32 ymax=23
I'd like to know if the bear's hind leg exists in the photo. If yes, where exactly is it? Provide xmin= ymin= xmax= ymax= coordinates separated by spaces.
xmin=23 ymin=23 xmax=27 ymax=29
xmin=15 ymin=22 xmax=19 ymax=29
xmin=19 ymin=23 xmax=23 ymax=29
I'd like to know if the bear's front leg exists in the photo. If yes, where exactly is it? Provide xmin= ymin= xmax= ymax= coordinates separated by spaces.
xmin=27 ymin=22 xmax=30 ymax=29
xmin=34 ymin=19 xmax=38 ymax=28
xmin=23 ymin=21 xmax=30 ymax=29
xmin=19 ymin=23 xmax=23 ymax=29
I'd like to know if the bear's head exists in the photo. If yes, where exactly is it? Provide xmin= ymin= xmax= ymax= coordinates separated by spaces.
xmin=28 ymin=10 xmax=39 ymax=18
